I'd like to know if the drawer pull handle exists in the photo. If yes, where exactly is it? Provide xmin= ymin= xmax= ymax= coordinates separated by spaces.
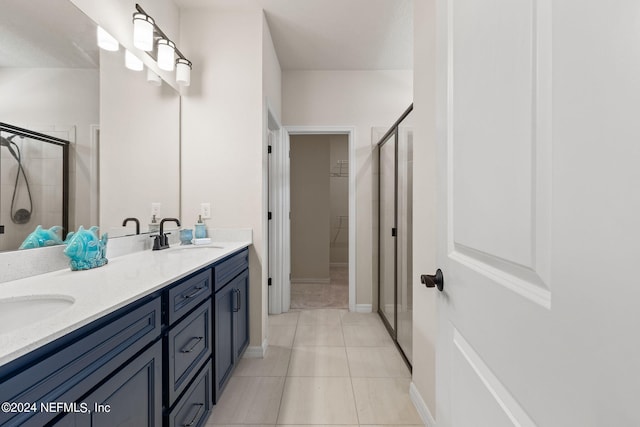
xmin=183 ymin=286 xmax=205 ymax=299
xmin=180 ymin=336 xmax=204 ymax=353
xmin=182 ymin=403 xmax=204 ymax=426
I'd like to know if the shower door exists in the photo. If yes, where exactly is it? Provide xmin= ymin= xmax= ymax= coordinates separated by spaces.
xmin=396 ymin=125 xmax=413 ymax=364
xmin=377 ymin=106 xmax=414 ymax=366
xmin=378 ymin=131 xmax=397 ymax=334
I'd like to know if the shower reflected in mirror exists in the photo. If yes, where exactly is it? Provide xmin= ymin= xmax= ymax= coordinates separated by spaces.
xmin=1 ymin=134 xmax=33 ymax=225
xmin=0 ymin=123 xmax=69 ymax=251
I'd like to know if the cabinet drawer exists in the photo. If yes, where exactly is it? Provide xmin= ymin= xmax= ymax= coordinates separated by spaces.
xmin=0 ymin=297 xmax=161 ymax=427
xmin=167 ymin=363 xmax=213 ymax=427
xmin=167 ymin=301 xmax=212 ymax=405
xmin=214 ymin=248 xmax=248 ymax=292
xmin=168 ymin=269 xmax=212 ymax=325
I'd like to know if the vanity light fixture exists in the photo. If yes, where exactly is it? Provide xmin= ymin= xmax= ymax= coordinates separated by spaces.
xmin=133 ymin=12 xmax=155 ymax=51
xmin=133 ymin=4 xmax=193 ymax=86
xmin=125 ymin=50 xmax=144 ymax=71
xmin=97 ymin=26 xmax=119 ymax=51
xmin=147 ymin=69 xmax=162 ymax=86
xmin=176 ymin=58 xmax=192 ymax=86
xmin=157 ymin=39 xmax=176 ymax=71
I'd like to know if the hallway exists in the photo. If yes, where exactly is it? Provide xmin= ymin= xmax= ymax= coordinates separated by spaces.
xmin=205 ymin=308 xmax=422 ymax=426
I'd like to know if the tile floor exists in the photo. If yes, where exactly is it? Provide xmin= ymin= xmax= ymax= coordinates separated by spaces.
xmin=205 ymin=308 xmax=423 ymax=426
xmin=290 ymin=266 xmax=349 ymax=309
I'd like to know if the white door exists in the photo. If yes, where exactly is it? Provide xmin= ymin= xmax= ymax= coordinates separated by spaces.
xmin=434 ymin=0 xmax=640 ymax=426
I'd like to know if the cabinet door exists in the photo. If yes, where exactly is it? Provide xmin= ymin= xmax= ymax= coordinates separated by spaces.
xmin=214 ymin=284 xmax=236 ymax=400
xmin=233 ymin=270 xmax=250 ymax=360
xmin=69 ymin=341 xmax=162 ymax=427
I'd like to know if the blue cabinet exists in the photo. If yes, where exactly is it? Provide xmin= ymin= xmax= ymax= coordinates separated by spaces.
xmin=57 ymin=341 xmax=163 ymax=426
xmin=0 ymin=296 xmax=162 ymax=427
xmin=234 ymin=270 xmax=250 ymax=360
xmin=166 ymin=363 xmax=213 ymax=427
xmin=0 ymin=245 xmax=249 ymax=427
xmin=214 ymin=282 xmax=236 ymax=397
xmin=167 ymin=300 xmax=212 ymax=406
xmin=167 ymin=269 xmax=212 ymax=325
xmin=213 ymin=250 xmax=249 ymax=401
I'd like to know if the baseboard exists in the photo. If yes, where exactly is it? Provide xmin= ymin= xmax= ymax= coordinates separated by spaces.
xmin=290 ymin=278 xmax=331 ymax=284
xmin=355 ymin=304 xmax=372 ymax=313
xmin=410 ymin=382 xmax=436 ymax=426
xmin=243 ymin=337 xmax=267 ymax=358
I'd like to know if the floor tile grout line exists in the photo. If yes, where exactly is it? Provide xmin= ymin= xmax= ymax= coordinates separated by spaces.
xmin=342 ymin=313 xmax=361 ymax=427
xmin=274 ymin=312 xmax=298 ymax=425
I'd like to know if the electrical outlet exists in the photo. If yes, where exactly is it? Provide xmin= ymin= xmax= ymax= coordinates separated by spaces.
xmin=200 ymin=203 xmax=211 ymax=219
xmin=151 ymin=203 xmax=161 ymax=217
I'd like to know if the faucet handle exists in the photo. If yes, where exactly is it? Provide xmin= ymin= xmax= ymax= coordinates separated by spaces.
xmin=150 ymin=234 xmax=162 ymax=251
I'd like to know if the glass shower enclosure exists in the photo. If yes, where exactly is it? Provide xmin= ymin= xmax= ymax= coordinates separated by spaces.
xmin=0 ymin=123 xmax=69 ymax=251
xmin=377 ymin=105 xmax=414 ymax=366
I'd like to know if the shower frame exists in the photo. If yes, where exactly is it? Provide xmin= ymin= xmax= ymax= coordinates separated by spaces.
xmin=0 ymin=122 xmax=70 ymax=237
xmin=376 ymin=104 xmax=414 ymax=370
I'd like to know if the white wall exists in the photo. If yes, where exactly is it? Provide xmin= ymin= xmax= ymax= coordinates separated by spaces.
xmin=411 ymin=0 xmax=437 ymax=417
xmin=329 ymin=135 xmax=349 ymax=264
xmin=262 ymin=14 xmax=282 ymax=121
xmin=290 ymin=135 xmax=330 ymax=281
xmin=180 ymin=9 xmax=273 ymax=349
xmin=283 ymin=70 xmax=413 ymax=305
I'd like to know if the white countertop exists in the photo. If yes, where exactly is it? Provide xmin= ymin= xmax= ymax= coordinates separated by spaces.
xmin=0 ymin=241 xmax=251 ymax=368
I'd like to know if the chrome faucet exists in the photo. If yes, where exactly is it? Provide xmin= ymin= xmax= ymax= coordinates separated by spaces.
xmin=152 ymin=218 xmax=181 ymax=250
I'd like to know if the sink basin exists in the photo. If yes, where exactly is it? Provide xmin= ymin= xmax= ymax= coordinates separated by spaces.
xmin=0 ymin=295 xmax=75 ymax=334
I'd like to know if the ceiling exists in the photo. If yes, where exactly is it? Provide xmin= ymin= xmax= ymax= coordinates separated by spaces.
xmin=0 ymin=0 xmax=412 ymax=71
xmin=174 ymin=0 xmax=413 ymax=71
xmin=0 ymin=0 xmax=99 ymax=68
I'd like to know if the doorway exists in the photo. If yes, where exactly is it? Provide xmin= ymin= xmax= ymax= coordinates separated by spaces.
xmin=289 ymin=134 xmax=349 ymax=309
xmin=268 ymin=126 xmax=356 ymax=314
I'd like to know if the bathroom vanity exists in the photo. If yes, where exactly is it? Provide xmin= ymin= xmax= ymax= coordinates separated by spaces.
xmin=0 ymin=242 xmax=250 ymax=427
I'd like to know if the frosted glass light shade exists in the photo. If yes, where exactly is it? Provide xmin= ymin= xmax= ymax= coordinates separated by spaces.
xmin=157 ymin=39 xmax=175 ymax=71
xmin=133 ymin=13 xmax=154 ymax=51
xmin=176 ymin=58 xmax=192 ymax=86
xmin=125 ymin=50 xmax=143 ymax=71
xmin=97 ymin=26 xmax=119 ymax=51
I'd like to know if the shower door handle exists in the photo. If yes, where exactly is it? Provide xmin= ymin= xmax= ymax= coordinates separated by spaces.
xmin=0 ymin=225 xmax=4 ymax=234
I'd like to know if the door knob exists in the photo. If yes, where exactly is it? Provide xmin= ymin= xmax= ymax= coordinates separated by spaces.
xmin=421 ymin=269 xmax=444 ymax=292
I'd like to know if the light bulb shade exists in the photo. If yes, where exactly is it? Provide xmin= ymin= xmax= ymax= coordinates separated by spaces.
xmin=125 ymin=50 xmax=144 ymax=71
xmin=97 ymin=26 xmax=119 ymax=51
xmin=176 ymin=58 xmax=192 ymax=86
xmin=133 ymin=13 xmax=154 ymax=51
xmin=147 ymin=68 xmax=162 ymax=86
xmin=157 ymin=39 xmax=176 ymax=71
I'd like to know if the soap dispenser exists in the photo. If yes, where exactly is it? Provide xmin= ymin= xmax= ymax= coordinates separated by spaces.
xmin=194 ymin=215 xmax=207 ymax=239
xmin=149 ymin=214 xmax=160 ymax=233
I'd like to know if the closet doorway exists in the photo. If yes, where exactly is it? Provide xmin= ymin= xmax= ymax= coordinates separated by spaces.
xmin=289 ymin=134 xmax=349 ymax=309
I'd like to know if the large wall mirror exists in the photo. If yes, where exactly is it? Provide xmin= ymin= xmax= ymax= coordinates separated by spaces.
xmin=0 ymin=0 xmax=180 ymax=252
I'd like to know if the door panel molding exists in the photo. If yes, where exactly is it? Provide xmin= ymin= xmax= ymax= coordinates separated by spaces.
xmin=451 ymin=244 xmax=550 ymax=309
xmin=453 ymin=328 xmax=536 ymax=427
xmin=447 ymin=0 xmax=552 ymax=307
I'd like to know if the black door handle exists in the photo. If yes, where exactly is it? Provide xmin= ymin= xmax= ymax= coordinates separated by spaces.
xmin=421 ymin=269 xmax=444 ymax=292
